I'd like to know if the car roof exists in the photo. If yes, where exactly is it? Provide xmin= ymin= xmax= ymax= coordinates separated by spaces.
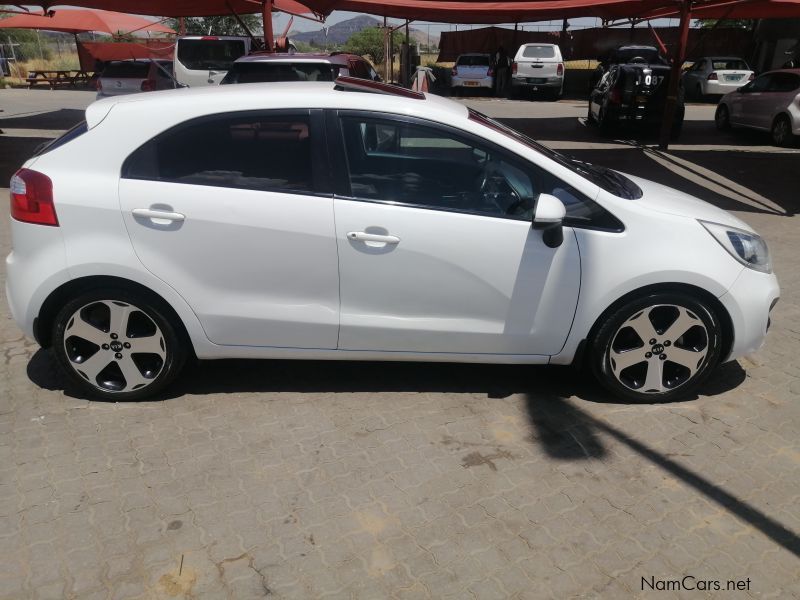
xmin=520 ymin=43 xmax=558 ymax=47
xmin=764 ymin=68 xmax=800 ymax=75
xmin=87 ymin=81 xmax=467 ymax=127
xmin=235 ymin=52 xmax=357 ymax=65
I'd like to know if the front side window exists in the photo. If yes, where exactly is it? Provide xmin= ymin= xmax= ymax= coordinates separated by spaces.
xmin=123 ymin=113 xmax=315 ymax=194
xmin=340 ymin=116 xmax=537 ymax=220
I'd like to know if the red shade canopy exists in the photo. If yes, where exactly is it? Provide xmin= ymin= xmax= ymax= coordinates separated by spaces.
xmin=33 ymin=0 xmax=319 ymax=19
xmin=0 ymin=8 xmax=176 ymax=35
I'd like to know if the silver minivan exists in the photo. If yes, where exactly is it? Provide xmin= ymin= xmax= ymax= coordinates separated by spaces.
xmin=511 ymin=43 xmax=564 ymax=99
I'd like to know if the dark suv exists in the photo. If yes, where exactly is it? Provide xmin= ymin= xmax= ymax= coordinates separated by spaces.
xmin=220 ymin=52 xmax=381 ymax=85
xmin=588 ymin=46 xmax=683 ymax=135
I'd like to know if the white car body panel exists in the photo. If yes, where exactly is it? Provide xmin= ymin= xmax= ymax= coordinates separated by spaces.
xmin=511 ymin=43 xmax=564 ymax=92
xmin=5 ymin=81 xmax=779 ymax=371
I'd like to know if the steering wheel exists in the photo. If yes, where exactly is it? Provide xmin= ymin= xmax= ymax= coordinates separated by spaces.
xmin=478 ymin=163 xmax=523 ymax=215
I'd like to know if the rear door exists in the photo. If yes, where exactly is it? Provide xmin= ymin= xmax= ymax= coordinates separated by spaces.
xmin=118 ymin=109 xmax=340 ymax=349
xmin=455 ymin=55 xmax=491 ymax=83
xmin=515 ymin=45 xmax=560 ymax=81
xmin=99 ymin=61 xmax=149 ymax=96
xmin=763 ymin=72 xmax=800 ymax=124
xmin=730 ymin=74 xmax=771 ymax=126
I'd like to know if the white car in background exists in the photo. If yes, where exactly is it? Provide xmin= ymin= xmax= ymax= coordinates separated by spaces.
xmin=173 ymin=35 xmax=251 ymax=87
xmin=450 ymin=53 xmax=494 ymax=95
xmin=96 ymin=59 xmax=177 ymax=99
xmin=682 ymin=56 xmax=754 ymax=99
xmin=715 ymin=69 xmax=800 ymax=146
xmin=511 ymin=43 xmax=564 ymax=98
xmin=6 ymin=78 xmax=778 ymax=402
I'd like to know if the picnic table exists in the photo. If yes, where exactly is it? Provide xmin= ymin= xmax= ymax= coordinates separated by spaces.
xmin=26 ymin=70 xmax=94 ymax=89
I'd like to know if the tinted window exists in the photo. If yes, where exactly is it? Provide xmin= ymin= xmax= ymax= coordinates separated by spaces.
xmin=221 ymin=61 xmax=335 ymax=84
xmin=522 ymin=46 xmax=556 ymax=59
xmin=747 ymin=74 xmax=771 ymax=92
xmin=176 ymin=39 xmax=246 ymax=71
xmin=457 ymin=55 xmax=491 ymax=66
xmin=711 ymin=59 xmax=748 ymax=70
xmin=123 ymin=113 xmax=314 ymax=194
xmin=341 ymin=116 xmax=537 ymax=220
xmin=766 ymin=72 xmax=800 ymax=92
xmin=101 ymin=62 xmax=149 ymax=78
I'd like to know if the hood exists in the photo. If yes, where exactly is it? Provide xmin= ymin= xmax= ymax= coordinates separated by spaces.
xmin=620 ymin=172 xmax=754 ymax=232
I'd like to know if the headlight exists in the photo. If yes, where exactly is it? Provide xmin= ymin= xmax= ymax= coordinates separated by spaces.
xmin=699 ymin=220 xmax=771 ymax=273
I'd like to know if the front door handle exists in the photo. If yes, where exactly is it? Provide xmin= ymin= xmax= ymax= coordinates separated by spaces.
xmin=132 ymin=208 xmax=185 ymax=222
xmin=347 ymin=231 xmax=400 ymax=244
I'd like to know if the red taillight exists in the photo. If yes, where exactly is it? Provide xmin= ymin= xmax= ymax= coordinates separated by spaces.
xmin=487 ymin=67 xmax=494 ymax=77
xmin=10 ymin=169 xmax=58 ymax=226
xmin=556 ymin=63 xmax=564 ymax=76
xmin=451 ymin=66 xmax=458 ymax=77
xmin=609 ymin=88 xmax=622 ymax=104
xmin=141 ymin=79 xmax=155 ymax=92
xmin=511 ymin=61 xmax=517 ymax=74
xmin=748 ymin=73 xmax=755 ymax=81
xmin=707 ymin=72 xmax=718 ymax=81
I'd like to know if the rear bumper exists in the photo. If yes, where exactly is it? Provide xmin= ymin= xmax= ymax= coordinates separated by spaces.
xmin=511 ymin=75 xmax=563 ymax=90
xmin=451 ymin=76 xmax=493 ymax=89
xmin=606 ymin=104 xmax=684 ymax=125
xmin=703 ymin=80 xmax=748 ymax=95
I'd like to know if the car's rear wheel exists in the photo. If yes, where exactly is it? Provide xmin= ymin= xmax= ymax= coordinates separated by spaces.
xmin=771 ymin=115 xmax=795 ymax=147
xmin=591 ymin=292 xmax=723 ymax=403
xmin=52 ymin=289 xmax=186 ymax=400
xmin=715 ymin=104 xmax=731 ymax=130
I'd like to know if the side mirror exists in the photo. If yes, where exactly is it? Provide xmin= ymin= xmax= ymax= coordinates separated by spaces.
xmin=533 ymin=193 xmax=566 ymax=248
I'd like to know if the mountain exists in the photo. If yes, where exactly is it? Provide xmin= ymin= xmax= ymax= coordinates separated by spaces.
xmin=291 ymin=15 xmax=438 ymax=49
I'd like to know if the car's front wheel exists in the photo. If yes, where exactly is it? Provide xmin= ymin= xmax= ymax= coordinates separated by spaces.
xmin=591 ymin=292 xmax=723 ymax=402
xmin=52 ymin=289 xmax=187 ymax=400
xmin=715 ymin=104 xmax=731 ymax=130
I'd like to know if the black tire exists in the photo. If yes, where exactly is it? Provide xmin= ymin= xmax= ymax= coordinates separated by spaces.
xmin=715 ymin=104 xmax=731 ymax=131
xmin=597 ymin=106 xmax=613 ymax=136
xmin=586 ymin=103 xmax=596 ymax=125
xmin=771 ymin=115 xmax=795 ymax=147
xmin=52 ymin=288 xmax=187 ymax=401
xmin=590 ymin=292 xmax=724 ymax=403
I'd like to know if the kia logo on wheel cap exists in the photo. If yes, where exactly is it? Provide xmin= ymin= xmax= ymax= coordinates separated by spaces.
xmin=651 ymin=343 xmax=665 ymax=355
xmin=110 ymin=341 xmax=123 ymax=352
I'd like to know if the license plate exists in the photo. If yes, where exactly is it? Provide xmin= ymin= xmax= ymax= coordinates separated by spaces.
xmin=464 ymin=81 xmax=479 ymax=86
xmin=527 ymin=78 xmax=545 ymax=84
xmin=726 ymin=74 xmax=743 ymax=81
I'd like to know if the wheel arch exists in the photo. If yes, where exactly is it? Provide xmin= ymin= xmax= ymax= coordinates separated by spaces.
xmin=34 ymin=275 xmax=195 ymax=356
xmin=583 ymin=282 xmax=734 ymax=363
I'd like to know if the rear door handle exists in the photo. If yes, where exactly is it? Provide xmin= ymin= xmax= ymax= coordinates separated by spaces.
xmin=347 ymin=231 xmax=400 ymax=244
xmin=132 ymin=208 xmax=185 ymax=222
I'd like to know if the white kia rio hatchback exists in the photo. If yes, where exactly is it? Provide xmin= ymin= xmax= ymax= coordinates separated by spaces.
xmin=6 ymin=78 xmax=779 ymax=402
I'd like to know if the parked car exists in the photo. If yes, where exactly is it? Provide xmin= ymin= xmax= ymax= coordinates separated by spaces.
xmin=221 ymin=52 xmax=380 ymax=85
xmin=715 ymin=69 xmax=800 ymax=147
xmin=590 ymin=45 xmax=668 ymax=89
xmin=96 ymin=59 xmax=176 ymax=99
xmin=450 ymin=53 xmax=494 ymax=95
xmin=510 ymin=43 xmax=564 ymax=98
xmin=588 ymin=53 xmax=684 ymax=135
xmin=174 ymin=35 xmax=251 ymax=87
xmin=7 ymin=77 xmax=778 ymax=403
xmin=682 ymin=57 xmax=754 ymax=100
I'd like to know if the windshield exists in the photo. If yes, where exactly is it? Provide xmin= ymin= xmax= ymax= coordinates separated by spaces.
xmin=457 ymin=55 xmax=491 ymax=66
xmin=468 ymin=109 xmax=643 ymax=200
xmin=522 ymin=45 xmax=556 ymax=59
xmin=177 ymin=39 xmax=246 ymax=71
xmin=221 ymin=61 xmax=336 ymax=84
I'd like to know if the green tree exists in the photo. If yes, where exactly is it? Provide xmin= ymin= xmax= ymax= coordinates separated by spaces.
xmin=344 ymin=26 xmax=393 ymax=64
xmin=166 ymin=15 xmax=262 ymax=37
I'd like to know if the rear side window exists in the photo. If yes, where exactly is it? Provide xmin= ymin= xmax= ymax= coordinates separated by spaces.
xmin=176 ymin=39 xmax=246 ymax=71
xmin=33 ymin=121 xmax=88 ymax=157
xmin=101 ymin=62 xmax=150 ymax=78
xmin=456 ymin=55 xmax=491 ymax=66
xmin=522 ymin=46 xmax=556 ymax=59
xmin=123 ymin=113 xmax=315 ymax=194
xmin=711 ymin=59 xmax=749 ymax=70
xmin=766 ymin=72 xmax=800 ymax=92
xmin=221 ymin=62 xmax=335 ymax=84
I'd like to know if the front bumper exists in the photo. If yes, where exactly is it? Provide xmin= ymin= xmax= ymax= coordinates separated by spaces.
xmin=718 ymin=266 xmax=780 ymax=362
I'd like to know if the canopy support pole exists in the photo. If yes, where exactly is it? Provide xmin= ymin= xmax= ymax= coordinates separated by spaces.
xmin=658 ymin=0 xmax=691 ymax=150
xmin=383 ymin=16 xmax=390 ymax=81
xmin=262 ymin=0 xmax=274 ymax=52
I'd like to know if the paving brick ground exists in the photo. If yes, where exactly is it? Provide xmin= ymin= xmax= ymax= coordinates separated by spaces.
xmin=0 ymin=93 xmax=798 ymax=599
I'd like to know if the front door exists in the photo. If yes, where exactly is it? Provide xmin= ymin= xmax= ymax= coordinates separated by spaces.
xmin=331 ymin=113 xmax=581 ymax=356
xmin=119 ymin=110 xmax=339 ymax=349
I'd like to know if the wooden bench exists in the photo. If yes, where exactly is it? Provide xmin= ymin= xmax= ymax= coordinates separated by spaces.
xmin=26 ymin=70 xmax=94 ymax=89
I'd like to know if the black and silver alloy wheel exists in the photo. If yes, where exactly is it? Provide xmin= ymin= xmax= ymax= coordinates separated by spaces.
xmin=53 ymin=289 xmax=186 ymax=400
xmin=771 ymin=116 xmax=793 ymax=147
xmin=592 ymin=293 xmax=723 ymax=402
